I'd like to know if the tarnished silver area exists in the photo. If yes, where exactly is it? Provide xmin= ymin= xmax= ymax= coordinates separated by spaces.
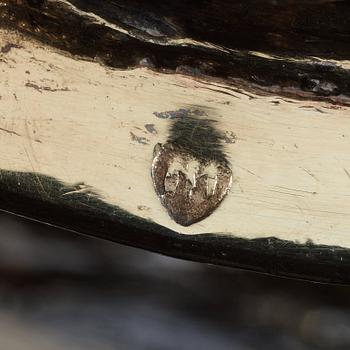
xmin=152 ymin=143 xmax=232 ymax=226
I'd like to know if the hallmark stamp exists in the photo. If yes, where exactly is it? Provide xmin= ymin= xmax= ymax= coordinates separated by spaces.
xmin=152 ymin=108 xmax=233 ymax=226
xmin=152 ymin=142 xmax=232 ymax=226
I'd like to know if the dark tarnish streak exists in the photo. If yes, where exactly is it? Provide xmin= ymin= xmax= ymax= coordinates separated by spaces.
xmin=3 ymin=0 xmax=350 ymax=105
xmin=1 ymin=170 xmax=350 ymax=284
xmin=151 ymin=109 xmax=232 ymax=226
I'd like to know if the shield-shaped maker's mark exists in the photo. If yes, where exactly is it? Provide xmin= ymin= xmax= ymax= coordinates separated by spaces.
xmin=152 ymin=143 xmax=232 ymax=226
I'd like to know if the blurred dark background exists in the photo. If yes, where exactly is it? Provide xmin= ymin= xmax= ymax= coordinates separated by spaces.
xmin=0 ymin=211 xmax=350 ymax=349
